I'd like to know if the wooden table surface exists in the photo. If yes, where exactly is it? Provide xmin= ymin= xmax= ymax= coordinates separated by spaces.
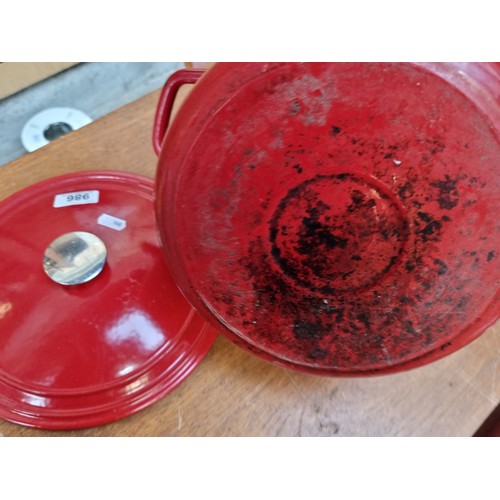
xmin=0 ymin=88 xmax=499 ymax=437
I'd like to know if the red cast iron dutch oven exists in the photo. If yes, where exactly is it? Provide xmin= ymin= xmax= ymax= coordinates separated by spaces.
xmin=153 ymin=63 xmax=500 ymax=376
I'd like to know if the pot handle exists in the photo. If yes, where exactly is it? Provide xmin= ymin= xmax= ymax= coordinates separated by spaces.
xmin=152 ymin=69 xmax=205 ymax=156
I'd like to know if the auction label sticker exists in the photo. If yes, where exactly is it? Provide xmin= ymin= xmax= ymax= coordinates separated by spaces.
xmin=97 ymin=213 xmax=127 ymax=231
xmin=53 ymin=190 xmax=100 ymax=208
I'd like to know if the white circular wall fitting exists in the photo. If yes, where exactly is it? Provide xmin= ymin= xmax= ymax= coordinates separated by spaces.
xmin=21 ymin=107 xmax=92 ymax=152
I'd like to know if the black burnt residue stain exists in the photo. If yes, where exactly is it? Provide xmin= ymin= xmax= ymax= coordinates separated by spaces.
xmin=399 ymin=295 xmax=411 ymax=305
xmin=231 ymin=144 xmax=478 ymax=371
xmin=404 ymin=320 xmax=417 ymax=335
xmin=241 ymin=221 xmax=455 ymax=367
xmin=381 ymin=255 xmax=398 ymax=275
xmin=296 ymin=206 xmax=348 ymax=255
xmin=348 ymin=191 xmax=376 ymax=214
xmin=405 ymin=255 xmax=422 ymax=273
xmin=417 ymin=211 xmax=433 ymax=223
xmin=308 ymin=348 xmax=328 ymax=360
xmin=440 ymin=342 xmax=452 ymax=351
xmin=416 ymin=215 xmax=442 ymax=243
xmin=398 ymin=181 xmax=414 ymax=200
xmin=336 ymin=173 xmax=350 ymax=180
xmin=260 ymin=201 xmax=270 ymax=210
xmin=430 ymin=175 xmax=459 ymax=210
xmin=430 ymin=139 xmax=445 ymax=155
xmin=380 ymin=228 xmax=390 ymax=240
xmin=356 ymin=311 xmax=371 ymax=330
xmin=405 ymin=261 xmax=416 ymax=272
xmin=330 ymin=125 xmax=342 ymax=136
xmin=393 ymin=225 xmax=407 ymax=244
xmin=487 ymin=251 xmax=496 ymax=262
xmin=293 ymin=319 xmax=327 ymax=340
xmin=433 ymin=258 xmax=448 ymax=275
xmin=328 ymin=304 xmax=345 ymax=323
xmin=219 ymin=291 xmax=234 ymax=305
xmin=350 ymin=190 xmax=365 ymax=205
xmin=284 ymin=146 xmax=307 ymax=170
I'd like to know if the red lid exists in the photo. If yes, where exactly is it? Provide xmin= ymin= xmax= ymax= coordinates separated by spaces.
xmin=0 ymin=171 xmax=216 ymax=429
xmin=156 ymin=63 xmax=500 ymax=375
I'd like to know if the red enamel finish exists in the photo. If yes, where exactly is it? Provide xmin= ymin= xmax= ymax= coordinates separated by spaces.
xmin=155 ymin=63 xmax=500 ymax=376
xmin=0 ymin=172 xmax=217 ymax=429
xmin=152 ymin=69 xmax=204 ymax=155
